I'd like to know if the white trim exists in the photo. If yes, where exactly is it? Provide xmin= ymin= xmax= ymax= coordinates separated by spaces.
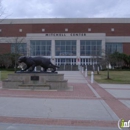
xmin=1 ymin=18 xmax=130 ymax=24
xmin=106 ymin=36 xmax=130 ymax=42
xmin=0 ymin=37 xmax=26 ymax=43
xmin=55 ymin=56 xmax=77 ymax=58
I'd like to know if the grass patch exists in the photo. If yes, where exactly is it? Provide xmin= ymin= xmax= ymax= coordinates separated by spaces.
xmin=93 ymin=71 xmax=130 ymax=84
xmin=0 ymin=71 xmax=14 ymax=80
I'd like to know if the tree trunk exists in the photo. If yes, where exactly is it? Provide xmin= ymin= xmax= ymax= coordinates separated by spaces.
xmin=14 ymin=54 xmax=17 ymax=73
xmin=107 ymin=68 xmax=110 ymax=79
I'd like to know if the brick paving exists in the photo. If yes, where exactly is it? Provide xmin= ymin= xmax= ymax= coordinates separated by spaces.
xmin=86 ymin=77 xmax=130 ymax=121
xmin=0 ymin=83 xmax=96 ymax=99
xmin=0 ymin=71 xmax=130 ymax=129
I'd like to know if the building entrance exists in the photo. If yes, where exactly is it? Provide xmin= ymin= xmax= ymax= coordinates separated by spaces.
xmin=55 ymin=58 xmax=77 ymax=70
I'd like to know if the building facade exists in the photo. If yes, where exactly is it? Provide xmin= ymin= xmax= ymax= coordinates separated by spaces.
xmin=0 ymin=18 xmax=130 ymax=67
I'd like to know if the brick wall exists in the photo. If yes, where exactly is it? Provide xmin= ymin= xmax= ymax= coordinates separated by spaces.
xmin=123 ymin=43 xmax=130 ymax=55
xmin=0 ymin=43 xmax=11 ymax=54
xmin=0 ymin=23 xmax=130 ymax=37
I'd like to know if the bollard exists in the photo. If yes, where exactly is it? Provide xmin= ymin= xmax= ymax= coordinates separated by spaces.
xmin=91 ymin=71 xmax=94 ymax=83
xmin=100 ymin=65 xmax=102 ymax=70
xmin=80 ymin=66 xmax=82 ymax=72
xmin=82 ymin=67 xmax=84 ymax=73
xmin=85 ymin=68 xmax=88 ymax=77
xmin=97 ymin=66 xmax=99 ymax=73
xmin=34 ymin=67 xmax=37 ymax=72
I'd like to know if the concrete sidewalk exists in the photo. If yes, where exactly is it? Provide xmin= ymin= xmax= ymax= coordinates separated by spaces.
xmin=0 ymin=71 xmax=129 ymax=130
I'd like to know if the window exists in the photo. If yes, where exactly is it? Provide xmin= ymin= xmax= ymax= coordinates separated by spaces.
xmin=11 ymin=43 xmax=27 ymax=55
xmin=106 ymin=43 xmax=123 ymax=54
xmin=80 ymin=40 xmax=102 ymax=56
xmin=55 ymin=40 xmax=76 ymax=56
xmin=88 ymin=28 xmax=91 ymax=32
xmin=30 ymin=40 xmax=51 ymax=56
xmin=65 ymin=28 xmax=68 ymax=32
xmin=19 ymin=29 xmax=22 ymax=32
xmin=42 ymin=28 xmax=45 ymax=32
xmin=111 ymin=28 xmax=114 ymax=32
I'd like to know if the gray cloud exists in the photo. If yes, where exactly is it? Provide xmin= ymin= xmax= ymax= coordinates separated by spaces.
xmin=2 ymin=0 xmax=130 ymax=18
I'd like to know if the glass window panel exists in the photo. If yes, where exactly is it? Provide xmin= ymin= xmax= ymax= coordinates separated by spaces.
xmin=41 ymin=46 xmax=46 ymax=50
xmin=55 ymin=40 xmax=60 ymax=46
xmin=91 ymin=51 xmax=96 ymax=56
xmin=86 ymin=46 xmax=90 ymax=50
xmin=81 ymin=46 xmax=85 ymax=50
xmin=97 ymin=51 xmax=101 ymax=56
xmin=61 ymin=46 xmax=65 ymax=51
xmin=72 ymin=51 xmax=76 ymax=55
xmin=47 ymin=46 xmax=51 ymax=50
xmin=97 ymin=40 xmax=101 ymax=45
xmin=72 ymin=46 xmax=76 ymax=51
xmin=106 ymin=42 xmax=123 ymax=54
xmin=30 ymin=40 xmax=51 ymax=56
xmin=72 ymin=40 xmax=76 ymax=45
xmin=55 ymin=40 xmax=76 ymax=56
xmin=91 ymin=41 xmax=96 ymax=45
xmin=86 ymin=41 xmax=90 ymax=45
xmin=36 ymin=41 xmax=40 ymax=46
xmin=61 ymin=41 xmax=65 ymax=46
xmin=97 ymin=46 xmax=101 ymax=50
xmin=30 ymin=40 xmax=35 ymax=45
xmin=81 ymin=51 xmax=85 ymax=56
xmin=80 ymin=40 xmax=85 ymax=45
xmin=46 ymin=40 xmax=51 ymax=45
xmin=91 ymin=46 xmax=96 ymax=50
xmin=66 ymin=40 xmax=70 ymax=45
xmin=66 ymin=46 xmax=71 ymax=50
xmin=41 ymin=40 xmax=46 ymax=45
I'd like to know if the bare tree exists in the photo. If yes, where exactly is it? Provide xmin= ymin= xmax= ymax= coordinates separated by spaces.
xmin=6 ymin=37 xmax=26 ymax=72
xmin=100 ymin=49 xmax=112 ymax=79
xmin=0 ymin=0 xmax=8 ymax=22
xmin=91 ymin=49 xmax=101 ymax=74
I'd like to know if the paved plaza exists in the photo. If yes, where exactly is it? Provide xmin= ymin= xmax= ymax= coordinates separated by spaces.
xmin=0 ymin=71 xmax=130 ymax=130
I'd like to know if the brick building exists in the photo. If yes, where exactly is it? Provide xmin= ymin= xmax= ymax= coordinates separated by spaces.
xmin=0 ymin=18 xmax=130 ymax=67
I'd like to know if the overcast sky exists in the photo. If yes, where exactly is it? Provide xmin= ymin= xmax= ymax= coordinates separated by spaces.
xmin=2 ymin=0 xmax=130 ymax=18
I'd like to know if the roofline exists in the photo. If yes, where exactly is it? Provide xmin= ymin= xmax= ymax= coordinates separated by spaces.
xmin=0 ymin=18 xmax=130 ymax=24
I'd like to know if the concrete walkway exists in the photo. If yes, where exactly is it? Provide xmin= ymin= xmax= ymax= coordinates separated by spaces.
xmin=0 ymin=71 xmax=130 ymax=130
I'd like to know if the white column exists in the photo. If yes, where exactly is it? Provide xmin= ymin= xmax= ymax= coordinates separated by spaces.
xmin=26 ymin=38 xmax=30 ymax=56
xmin=102 ymin=39 xmax=106 ymax=57
xmin=76 ymin=39 xmax=80 ymax=65
xmin=51 ymin=40 xmax=55 ymax=64
xmin=85 ymin=58 xmax=86 ymax=65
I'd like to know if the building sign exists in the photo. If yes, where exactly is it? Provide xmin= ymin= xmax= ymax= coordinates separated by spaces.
xmin=45 ymin=33 xmax=87 ymax=37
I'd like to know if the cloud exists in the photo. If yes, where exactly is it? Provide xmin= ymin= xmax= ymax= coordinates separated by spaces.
xmin=2 ymin=0 xmax=130 ymax=18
